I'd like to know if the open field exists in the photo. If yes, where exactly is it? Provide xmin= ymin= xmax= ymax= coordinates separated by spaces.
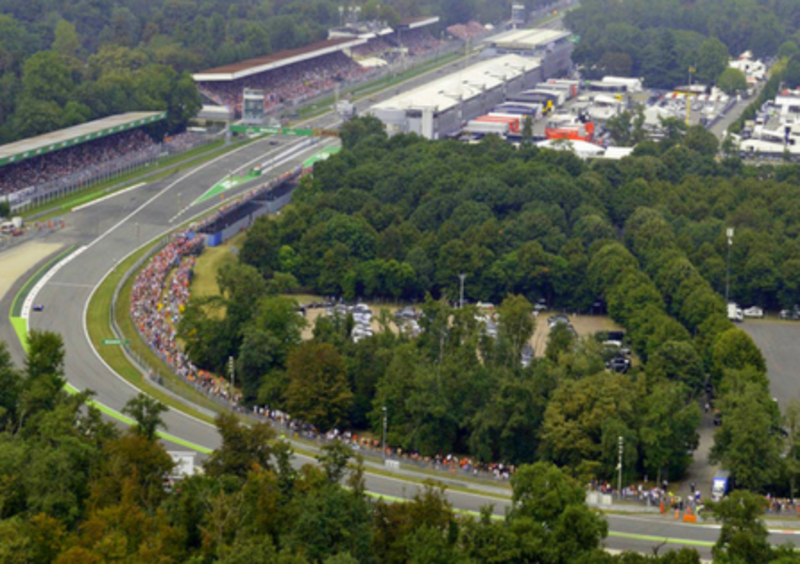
xmin=0 ymin=241 xmax=64 ymax=302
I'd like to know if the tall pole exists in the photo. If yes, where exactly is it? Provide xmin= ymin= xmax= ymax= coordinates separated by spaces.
xmin=725 ymin=228 xmax=734 ymax=303
xmin=228 ymin=356 xmax=235 ymax=401
xmin=458 ymin=273 xmax=466 ymax=309
xmin=382 ymin=406 xmax=387 ymax=462
xmin=617 ymin=436 xmax=624 ymax=496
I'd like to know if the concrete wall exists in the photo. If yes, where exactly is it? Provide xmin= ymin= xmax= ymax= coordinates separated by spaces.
xmin=205 ymin=186 xmax=296 ymax=247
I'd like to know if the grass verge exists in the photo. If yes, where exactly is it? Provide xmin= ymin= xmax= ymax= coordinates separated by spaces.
xmin=86 ymin=240 xmax=220 ymax=425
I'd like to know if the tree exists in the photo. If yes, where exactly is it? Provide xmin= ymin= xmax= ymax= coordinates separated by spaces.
xmin=711 ymin=329 xmax=766 ymax=387
xmin=711 ymin=490 xmax=772 ymax=563
xmin=19 ymin=51 xmax=74 ymax=107
xmin=717 ymin=68 xmax=748 ymax=95
xmin=19 ymin=330 xmax=67 ymax=428
xmin=710 ymin=369 xmax=783 ymax=491
xmin=52 ymin=20 xmax=80 ymax=59
xmin=0 ymin=199 xmax=9 ymax=219
xmin=684 ymin=125 xmax=719 ymax=157
xmin=648 ymin=340 xmax=705 ymax=393
xmin=339 ymin=115 xmax=387 ymax=150
xmin=784 ymin=398 xmax=800 ymax=501
xmin=122 ymin=393 xmax=168 ymax=441
xmin=696 ymin=37 xmax=729 ymax=85
xmin=204 ymin=413 xmax=285 ymax=479
xmin=509 ymin=462 xmax=608 ymax=562
xmin=521 ymin=115 xmax=533 ymax=142
xmin=639 ymin=382 xmax=700 ymax=483
xmin=285 ymin=342 xmax=353 ymax=432
xmin=496 ymin=294 xmax=534 ymax=368
xmin=316 ymin=440 xmax=353 ymax=484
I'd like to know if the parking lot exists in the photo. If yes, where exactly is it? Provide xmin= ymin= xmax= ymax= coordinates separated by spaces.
xmin=742 ymin=320 xmax=800 ymax=410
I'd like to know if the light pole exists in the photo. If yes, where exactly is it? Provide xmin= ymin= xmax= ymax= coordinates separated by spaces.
xmin=725 ymin=228 xmax=734 ymax=303
xmin=458 ymin=273 xmax=466 ymax=309
xmin=382 ymin=406 xmax=387 ymax=462
xmin=617 ymin=436 xmax=624 ymax=496
xmin=228 ymin=356 xmax=235 ymax=401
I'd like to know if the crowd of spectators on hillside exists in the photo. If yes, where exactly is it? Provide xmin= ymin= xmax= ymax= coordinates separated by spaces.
xmin=446 ymin=21 xmax=488 ymax=42
xmin=197 ymin=52 xmax=374 ymax=115
xmin=392 ymin=28 xmax=442 ymax=55
xmin=130 ymin=232 xmax=242 ymax=403
xmin=351 ymin=37 xmax=392 ymax=58
xmin=0 ymin=129 xmax=160 ymax=197
xmin=163 ymin=131 xmax=212 ymax=154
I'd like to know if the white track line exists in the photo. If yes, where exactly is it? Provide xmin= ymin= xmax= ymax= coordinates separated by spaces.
xmin=72 ymin=183 xmax=146 ymax=213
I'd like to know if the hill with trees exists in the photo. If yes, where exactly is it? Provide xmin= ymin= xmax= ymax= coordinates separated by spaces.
xmin=565 ymin=0 xmax=800 ymax=87
xmin=173 ymin=117 xmax=800 ymax=497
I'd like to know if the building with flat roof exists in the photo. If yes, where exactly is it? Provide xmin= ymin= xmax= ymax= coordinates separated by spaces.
xmin=484 ymin=27 xmax=572 ymax=77
xmin=368 ymin=54 xmax=542 ymax=139
xmin=0 ymin=111 xmax=165 ymax=168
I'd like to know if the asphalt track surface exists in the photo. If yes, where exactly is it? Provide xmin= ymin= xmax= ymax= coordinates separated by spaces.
xmin=742 ymin=320 xmax=800 ymax=412
xmin=3 ymin=55 xmax=799 ymax=560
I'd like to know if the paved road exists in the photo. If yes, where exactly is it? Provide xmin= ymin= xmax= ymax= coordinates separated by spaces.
xmin=4 ymin=49 xmax=798 ymax=558
xmin=743 ymin=319 xmax=800 ymax=410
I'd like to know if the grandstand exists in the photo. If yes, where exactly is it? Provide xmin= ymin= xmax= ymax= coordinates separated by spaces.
xmin=0 ymin=111 xmax=166 ymax=207
xmin=194 ymin=19 xmax=445 ymax=119
xmin=193 ymin=38 xmax=370 ymax=118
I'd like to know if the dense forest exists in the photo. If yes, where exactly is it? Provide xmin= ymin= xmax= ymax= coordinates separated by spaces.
xmin=176 ymin=117 xmax=797 ymax=496
xmin=0 ymin=0 xmax=556 ymax=143
xmin=0 ymin=330 xmax=795 ymax=563
xmin=566 ymin=0 xmax=800 ymax=87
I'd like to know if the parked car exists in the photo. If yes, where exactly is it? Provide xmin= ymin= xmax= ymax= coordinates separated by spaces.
xmin=780 ymin=306 xmax=800 ymax=320
xmin=548 ymin=314 xmax=570 ymax=329
xmin=521 ymin=344 xmax=534 ymax=368
xmin=606 ymin=356 xmax=631 ymax=374
xmin=743 ymin=306 xmax=764 ymax=318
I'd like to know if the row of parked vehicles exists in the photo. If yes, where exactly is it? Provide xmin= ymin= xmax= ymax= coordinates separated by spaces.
xmin=726 ymin=303 xmax=800 ymax=322
xmin=727 ymin=303 xmax=764 ymax=322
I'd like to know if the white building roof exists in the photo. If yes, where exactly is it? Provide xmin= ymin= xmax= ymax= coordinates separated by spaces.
xmin=536 ymin=139 xmax=633 ymax=160
xmin=487 ymin=28 xmax=570 ymax=50
xmin=370 ymin=54 xmax=541 ymax=114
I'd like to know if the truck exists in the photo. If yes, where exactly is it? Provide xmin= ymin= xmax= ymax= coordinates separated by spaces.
xmin=475 ymin=115 xmax=520 ymax=134
xmin=727 ymin=303 xmax=744 ymax=322
xmin=711 ymin=470 xmax=732 ymax=501
xmin=464 ymin=120 xmax=510 ymax=136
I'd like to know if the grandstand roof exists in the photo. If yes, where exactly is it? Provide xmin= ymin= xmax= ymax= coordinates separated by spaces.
xmin=370 ymin=54 xmax=540 ymax=114
xmin=193 ymin=38 xmax=367 ymax=82
xmin=487 ymin=28 xmax=570 ymax=50
xmin=397 ymin=16 xmax=439 ymax=29
xmin=0 ymin=111 xmax=166 ymax=168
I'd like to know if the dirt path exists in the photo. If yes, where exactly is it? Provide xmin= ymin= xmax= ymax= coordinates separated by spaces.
xmin=531 ymin=312 xmax=624 ymax=356
xmin=0 ymin=241 xmax=64 ymax=303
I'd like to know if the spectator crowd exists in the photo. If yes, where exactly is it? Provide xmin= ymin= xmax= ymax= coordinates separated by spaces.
xmin=197 ymin=52 xmax=374 ymax=115
xmin=446 ymin=21 xmax=488 ymax=42
xmin=393 ymin=28 xmax=442 ymax=55
xmin=129 ymin=232 xmax=242 ymax=403
xmin=197 ymin=30 xmax=443 ymax=118
xmin=0 ymin=129 xmax=160 ymax=197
